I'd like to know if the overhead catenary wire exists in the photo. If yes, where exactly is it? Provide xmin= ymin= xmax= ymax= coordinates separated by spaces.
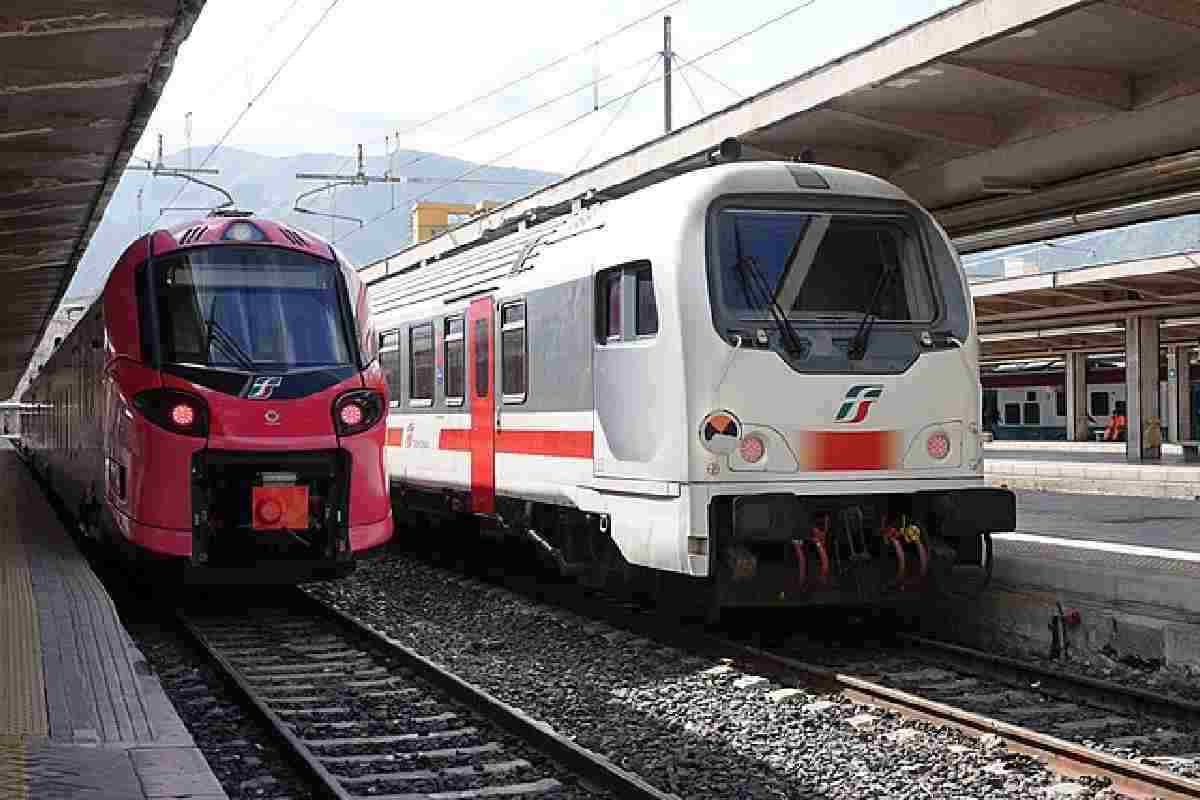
xmin=336 ymin=0 xmax=820 ymax=252
xmin=574 ymin=54 xmax=663 ymax=172
xmin=151 ymin=0 xmax=344 ymax=227
xmin=676 ymin=61 xmax=707 ymax=115
xmin=314 ymin=0 xmax=689 ymax=190
xmin=274 ymin=50 xmax=662 ymax=220
xmin=208 ymin=0 xmax=307 ymax=102
xmin=670 ymin=50 xmax=745 ymax=98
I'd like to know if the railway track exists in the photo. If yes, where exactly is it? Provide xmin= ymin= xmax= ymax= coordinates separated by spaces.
xmin=712 ymin=633 xmax=1200 ymax=799
xmin=363 ymin=548 xmax=1200 ymax=799
xmin=178 ymin=593 xmax=674 ymax=800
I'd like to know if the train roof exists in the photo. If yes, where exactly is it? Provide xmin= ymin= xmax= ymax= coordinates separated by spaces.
xmin=363 ymin=160 xmax=920 ymax=287
xmin=163 ymin=214 xmax=336 ymax=261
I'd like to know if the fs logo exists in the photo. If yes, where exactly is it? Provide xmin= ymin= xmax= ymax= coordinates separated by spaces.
xmin=246 ymin=376 xmax=283 ymax=400
xmin=834 ymin=384 xmax=884 ymax=424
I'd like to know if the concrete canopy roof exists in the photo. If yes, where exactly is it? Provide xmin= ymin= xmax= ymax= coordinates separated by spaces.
xmin=363 ymin=0 xmax=1200 ymax=282
xmin=974 ymin=251 xmax=1200 ymax=328
xmin=0 ymin=1 xmax=203 ymax=397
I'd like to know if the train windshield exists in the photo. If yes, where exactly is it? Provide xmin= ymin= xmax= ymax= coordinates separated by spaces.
xmin=150 ymin=246 xmax=352 ymax=370
xmin=711 ymin=209 xmax=937 ymax=323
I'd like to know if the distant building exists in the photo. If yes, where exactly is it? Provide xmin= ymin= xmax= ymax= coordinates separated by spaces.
xmin=411 ymin=201 xmax=500 ymax=244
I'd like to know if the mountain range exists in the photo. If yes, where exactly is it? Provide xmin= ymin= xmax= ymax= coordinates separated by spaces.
xmin=68 ymin=146 xmax=560 ymax=297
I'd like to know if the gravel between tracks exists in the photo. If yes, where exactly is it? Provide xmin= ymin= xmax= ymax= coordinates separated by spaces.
xmin=306 ymin=553 xmax=1128 ymax=800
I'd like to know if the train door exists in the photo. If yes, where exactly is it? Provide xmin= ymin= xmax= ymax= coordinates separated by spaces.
xmin=467 ymin=297 xmax=496 ymax=513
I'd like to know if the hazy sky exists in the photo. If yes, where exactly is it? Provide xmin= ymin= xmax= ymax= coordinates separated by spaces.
xmin=139 ymin=0 xmax=964 ymax=181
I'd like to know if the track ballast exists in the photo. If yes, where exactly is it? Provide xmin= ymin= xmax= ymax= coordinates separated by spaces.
xmin=179 ymin=595 xmax=673 ymax=800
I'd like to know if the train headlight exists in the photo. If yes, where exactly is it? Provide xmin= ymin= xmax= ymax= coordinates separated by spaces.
xmin=133 ymin=389 xmax=209 ymax=437
xmin=926 ymin=430 xmax=951 ymax=460
xmin=333 ymin=389 xmax=383 ymax=436
xmin=738 ymin=434 xmax=766 ymax=464
xmin=170 ymin=403 xmax=196 ymax=428
xmin=222 ymin=221 xmax=265 ymax=242
xmin=339 ymin=402 xmax=364 ymax=428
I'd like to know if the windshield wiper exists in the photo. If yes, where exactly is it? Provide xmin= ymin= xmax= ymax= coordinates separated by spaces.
xmin=847 ymin=233 xmax=898 ymax=361
xmin=731 ymin=222 xmax=808 ymax=356
xmin=203 ymin=297 xmax=256 ymax=371
xmin=206 ymin=318 xmax=256 ymax=371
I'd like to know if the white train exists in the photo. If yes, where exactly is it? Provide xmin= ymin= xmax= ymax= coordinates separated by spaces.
xmin=982 ymin=366 xmax=1190 ymax=440
xmin=368 ymin=160 xmax=1013 ymax=610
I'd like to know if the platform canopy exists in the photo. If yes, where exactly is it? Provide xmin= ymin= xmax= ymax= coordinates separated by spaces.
xmin=363 ymin=0 xmax=1200 ymax=284
xmin=0 ymin=1 xmax=203 ymax=397
xmin=973 ymin=250 xmax=1200 ymax=361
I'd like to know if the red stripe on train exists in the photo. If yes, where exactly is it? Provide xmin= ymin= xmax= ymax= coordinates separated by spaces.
xmin=387 ymin=427 xmax=592 ymax=458
xmin=496 ymin=429 xmax=593 ymax=458
xmin=795 ymin=430 xmax=901 ymax=471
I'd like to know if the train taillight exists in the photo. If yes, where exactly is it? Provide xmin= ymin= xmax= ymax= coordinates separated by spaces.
xmin=133 ymin=390 xmax=209 ymax=437
xmin=333 ymin=390 xmax=383 ymax=436
xmin=926 ymin=430 xmax=951 ymax=460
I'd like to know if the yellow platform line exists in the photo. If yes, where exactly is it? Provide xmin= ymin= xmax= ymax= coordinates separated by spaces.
xmin=0 ymin=735 xmax=27 ymax=800
xmin=0 ymin=488 xmax=49 ymax=739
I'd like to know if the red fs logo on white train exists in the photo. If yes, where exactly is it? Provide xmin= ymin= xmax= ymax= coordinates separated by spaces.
xmin=834 ymin=384 xmax=884 ymax=424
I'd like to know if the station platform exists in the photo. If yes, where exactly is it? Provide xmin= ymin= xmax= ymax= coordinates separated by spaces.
xmin=922 ymin=487 xmax=1200 ymax=672
xmin=0 ymin=443 xmax=225 ymax=799
xmin=984 ymin=441 xmax=1200 ymax=499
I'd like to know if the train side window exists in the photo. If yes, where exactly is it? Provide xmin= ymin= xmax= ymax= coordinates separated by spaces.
xmin=1023 ymin=402 xmax=1041 ymax=425
xmin=598 ymin=270 xmax=622 ymax=342
xmin=379 ymin=332 xmax=401 ymax=407
xmin=634 ymin=267 xmax=658 ymax=337
xmin=444 ymin=317 xmax=464 ymax=405
xmin=1091 ymin=392 xmax=1110 ymax=416
xmin=1003 ymin=403 xmax=1020 ymax=425
xmin=409 ymin=323 xmax=433 ymax=406
xmin=500 ymin=301 xmax=527 ymax=403
xmin=473 ymin=318 xmax=489 ymax=398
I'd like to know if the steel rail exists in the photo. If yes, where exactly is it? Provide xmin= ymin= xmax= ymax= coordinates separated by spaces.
xmin=710 ymin=635 xmax=1200 ymax=800
xmin=177 ymin=612 xmax=359 ymax=800
xmin=899 ymin=633 xmax=1200 ymax=728
xmin=297 ymin=590 xmax=680 ymax=800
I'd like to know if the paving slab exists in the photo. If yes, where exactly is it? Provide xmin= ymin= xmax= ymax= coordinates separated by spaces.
xmin=0 ymin=446 xmax=226 ymax=799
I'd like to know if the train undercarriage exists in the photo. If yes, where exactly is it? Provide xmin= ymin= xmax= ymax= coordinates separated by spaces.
xmin=391 ymin=484 xmax=1013 ymax=614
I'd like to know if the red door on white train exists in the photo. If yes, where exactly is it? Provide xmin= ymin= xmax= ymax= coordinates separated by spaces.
xmin=468 ymin=297 xmax=496 ymax=513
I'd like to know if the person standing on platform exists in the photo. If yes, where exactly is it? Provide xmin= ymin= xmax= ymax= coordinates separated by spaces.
xmin=1104 ymin=402 xmax=1128 ymax=442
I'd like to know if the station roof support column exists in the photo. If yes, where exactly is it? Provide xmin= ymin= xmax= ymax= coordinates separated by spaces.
xmin=1126 ymin=316 xmax=1162 ymax=462
xmin=1064 ymin=352 xmax=1089 ymax=442
xmin=1166 ymin=345 xmax=1193 ymax=443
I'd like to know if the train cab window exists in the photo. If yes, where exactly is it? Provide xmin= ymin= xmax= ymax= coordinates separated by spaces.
xmin=600 ymin=271 xmax=621 ymax=341
xmin=501 ymin=301 xmax=527 ymax=403
xmin=1023 ymin=402 xmax=1041 ymax=425
xmin=597 ymin=261 xmax=656 ymax=343
xmin=1004 ymin=403 xmax=1021 ymax=425
xmin=147 ymin=247 xmax=352 ymax=370
xmin=409 ymin=324 xmax=433 ymax=406
xmin=379 ymin=332 xmax=400 ymax=407
xmin=635 ymin=267 xmax=658 ymax=336
xmin=473 ymin=318 xmax=489 ymax=398
xmin=445 ymin=317 xmax=465 ymax=405
xmin=1091 ymin=392 xmax=1110 ymax=416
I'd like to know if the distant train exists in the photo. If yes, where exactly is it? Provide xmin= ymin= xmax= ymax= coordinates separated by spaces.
xmin=369 ymin=160 xmax=1014 ymax=612
xmin=982 ymin=367 xmax=1200 ymax=440
xmin=18 ymin=212 xmax=392 ymax=582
